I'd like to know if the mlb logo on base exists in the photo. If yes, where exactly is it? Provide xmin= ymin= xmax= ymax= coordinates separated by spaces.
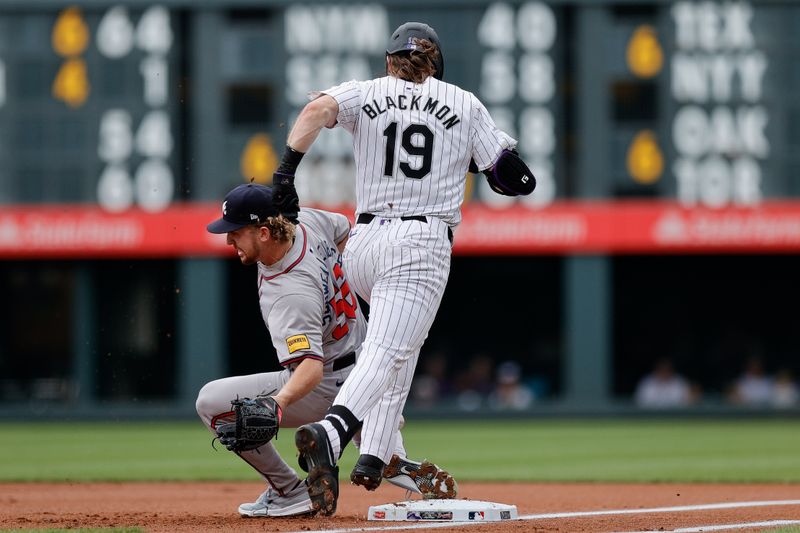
xmin=369 ymin=500 xmax=518 ymax=522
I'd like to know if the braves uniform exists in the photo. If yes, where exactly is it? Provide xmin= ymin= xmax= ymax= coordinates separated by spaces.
xmin=196 ymin=208 xmax=407 ymax=495
xmin=319 ymin=75 xmax=516 ymax=463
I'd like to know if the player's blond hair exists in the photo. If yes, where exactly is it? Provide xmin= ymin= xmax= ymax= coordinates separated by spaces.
xmin=387 ymin=38 xmax=439 ymax=84
xmin=258 ymin=215 xmax=296 ymax=243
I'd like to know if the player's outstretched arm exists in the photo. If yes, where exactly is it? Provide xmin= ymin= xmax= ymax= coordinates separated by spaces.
xmin=272 ymin=96 xmax=340 ymax=223
xmin=273 ymin=358 xmax=324 ymax=412
xmin=287 ymin=95 xmax=340 ymax=153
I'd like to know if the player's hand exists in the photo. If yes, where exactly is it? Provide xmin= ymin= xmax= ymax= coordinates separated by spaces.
xmin=272 ymin=171 xmax=300 ymax=224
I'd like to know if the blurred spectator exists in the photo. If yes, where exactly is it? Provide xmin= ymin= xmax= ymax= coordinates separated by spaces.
xmin=411 ymin=353 xmax=454 ymax=407
xmin=455 ymin=354 xmax=494 ymax=411
xmin=634 ymin=358 xmax=697 ymax=408
xmin=489 ymin=361 xmax=534 ymax=410
xmin=728 ymin=356 xmax=774 ymax=406
xmin=455 ymin=354 xmax=494 ymax=395
xmin=771 ymin=369 xmax=799 ymax=408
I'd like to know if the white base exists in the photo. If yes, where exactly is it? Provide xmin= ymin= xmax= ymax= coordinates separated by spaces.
xmin=368 ymin=499 xmax=518 ymax=522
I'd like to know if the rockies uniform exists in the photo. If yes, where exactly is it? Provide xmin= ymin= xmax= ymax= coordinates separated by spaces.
xmin=317 ymin=43 xmax=516 ymax=465
xmin=325 ymin=75 xmax=515 ymax=226
xmin=282 ymin=22 xmax=524 ymax=514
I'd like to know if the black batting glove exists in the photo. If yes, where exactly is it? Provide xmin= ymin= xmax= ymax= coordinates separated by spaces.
xmin=272 ymin=171 xmax=300 ymax=224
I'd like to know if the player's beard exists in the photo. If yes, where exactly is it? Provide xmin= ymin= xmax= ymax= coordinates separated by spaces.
xmin=234 ymin=239 xmax=260 ymax=265
xmin=237 ymin=246 xmax=258 ymax=265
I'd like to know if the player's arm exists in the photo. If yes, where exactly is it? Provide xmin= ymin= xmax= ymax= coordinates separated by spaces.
xmin=271 ymin=95 xmax=343 ymax=223
xmin=267 ymin=293 xmax=326 ymax=411
xmin=286 ymin=95 xmax=340 ymax=152
xmin=273 ymin=358 xmax=323 ymax=411
xmin=469 ymin=97 xmax=536 ymax=197
xmin=273 ymin=82 xmax=361 ymax=221
xmin=279 ymin=95 xmax=339 ymax=166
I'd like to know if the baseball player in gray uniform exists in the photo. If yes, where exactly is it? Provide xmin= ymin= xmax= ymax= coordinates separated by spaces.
xmin=196 ymin=183 xmax=456 ymax=518
xmin=269 ymin=22 xmax=536 ymax=515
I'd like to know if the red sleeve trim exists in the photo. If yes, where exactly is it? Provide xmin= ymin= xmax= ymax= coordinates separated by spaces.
xmin=260 ymin=225 xmax=308 ymax=284
xmin=280 ymin=353 xmax=324 ymax=368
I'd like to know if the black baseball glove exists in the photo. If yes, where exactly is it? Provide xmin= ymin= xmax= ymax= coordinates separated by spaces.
xmin=215 ymin=396 xmax=282 ymax=452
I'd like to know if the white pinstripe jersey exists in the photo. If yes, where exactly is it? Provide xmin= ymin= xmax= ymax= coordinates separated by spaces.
xmin=256 ymin=208 xmax=365 ymax=368
xmin=322 ymin=76 xmax=516 ymax=226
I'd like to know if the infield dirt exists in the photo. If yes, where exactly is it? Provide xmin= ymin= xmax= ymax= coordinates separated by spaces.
xmin=1 ymin=482 xmax=799 ymax=532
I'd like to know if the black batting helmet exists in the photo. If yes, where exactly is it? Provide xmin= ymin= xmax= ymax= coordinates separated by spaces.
xmin=386 ymin=21 xmax=444 ymax=80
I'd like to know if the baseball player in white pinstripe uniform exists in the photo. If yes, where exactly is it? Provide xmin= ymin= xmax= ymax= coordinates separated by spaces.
xmin=270 ymin=22 xmax=535 ymax=516
xmin=196 ymin=183 xmax=457 ymax=518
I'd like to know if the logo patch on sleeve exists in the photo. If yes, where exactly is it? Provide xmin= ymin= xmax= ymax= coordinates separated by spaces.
xmin=286 ymin=334 xmax=310 ymax=353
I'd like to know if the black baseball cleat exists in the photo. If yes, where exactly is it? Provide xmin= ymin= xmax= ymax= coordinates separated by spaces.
xmin=295 ymin=423 xmax=339 ymax=516
xmin=297 ymin=453 xmax=309 ymax=473
xmin=350 ymin=454 xmax=385 ymax=491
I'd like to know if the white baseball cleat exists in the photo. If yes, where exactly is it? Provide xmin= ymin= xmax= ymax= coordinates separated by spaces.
xmin=382 ymin=455 xmax=459 ymax=499
xmin=238 ymin=482 xmax=313 ymax=517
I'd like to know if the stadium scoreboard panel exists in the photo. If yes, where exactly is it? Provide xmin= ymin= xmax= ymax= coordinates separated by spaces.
xmin=0 ymin=0 xmax=799 ymax=256
xmin=0 ymin=4 xmax=181 ymax=210
xmin=0 ymin=1 xmax=568 ymax=211
xmin=277 ymin=2 xmax=566 ymax=208
xmin=656 ymin=2 xmax=798 ymax=207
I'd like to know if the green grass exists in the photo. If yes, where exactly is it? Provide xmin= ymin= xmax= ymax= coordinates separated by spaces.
xmin=0 ymin=419 xmax=799 ymax=483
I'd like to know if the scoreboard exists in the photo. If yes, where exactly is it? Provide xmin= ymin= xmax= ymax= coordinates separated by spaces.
xmin=276 ymin=2 xmax=565 ymax=208
xmin=665 ymin=1 xmax=794 ymax=206
xmin=1 ymin=0 xmax=800 ymax=256
xmin=0 ymin=5 xmax=180 ymax=210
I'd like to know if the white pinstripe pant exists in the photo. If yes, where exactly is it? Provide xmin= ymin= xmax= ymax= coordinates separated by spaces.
xmin=340 ymin=215 xmax=452 ymax=463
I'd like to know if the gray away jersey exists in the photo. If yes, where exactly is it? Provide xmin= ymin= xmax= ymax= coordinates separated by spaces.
xmin=256 ymin=208 xmax=366 ymax=367
xmin=322 ymin=75 xmax=516 ymax=226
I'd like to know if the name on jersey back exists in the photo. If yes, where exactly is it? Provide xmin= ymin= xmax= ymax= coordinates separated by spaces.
xmin=361 ymin=95 xmax=461 ymax=130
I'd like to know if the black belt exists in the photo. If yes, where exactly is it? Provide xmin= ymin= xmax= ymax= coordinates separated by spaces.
xmin=332 ymin=351 xmax=356 ymax=371
xmin=356 ymin=213 xmax=453 ymax=244
xmin=357 ymin=213 xmax=427 ymax=224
